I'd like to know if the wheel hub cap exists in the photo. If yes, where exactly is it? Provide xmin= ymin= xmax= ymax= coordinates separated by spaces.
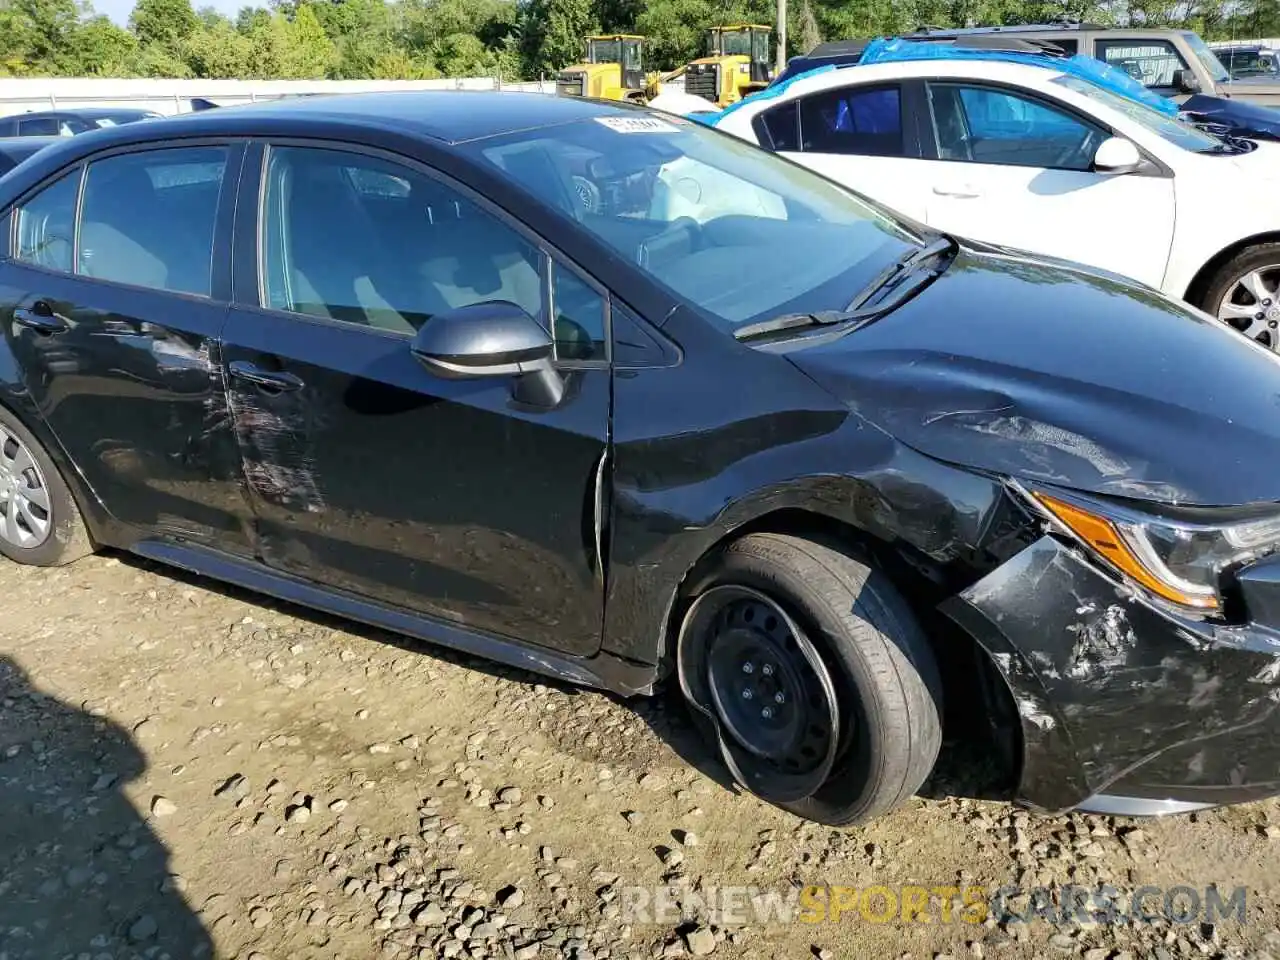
xmin=0 ymin=426 xmax=52 ymax=549
xmin=1217 ymin=266 xmax=1280 ymax=350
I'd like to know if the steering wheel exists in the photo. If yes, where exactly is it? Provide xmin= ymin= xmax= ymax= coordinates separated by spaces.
xmin=1053 ymin=131 xmax=1103 ymax=170
xmin=570 ymin=175 xmax=602 ymax=215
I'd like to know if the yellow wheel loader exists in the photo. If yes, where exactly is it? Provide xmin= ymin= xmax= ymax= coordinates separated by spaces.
xmin=556 ymin=35 xmax=649 ymax=102
xmin=681 ymin=24 xmax=775 ymax=107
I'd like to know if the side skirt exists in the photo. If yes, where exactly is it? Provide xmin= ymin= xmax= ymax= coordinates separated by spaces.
xmin=132 ymin=539 xmax=659 ymax=697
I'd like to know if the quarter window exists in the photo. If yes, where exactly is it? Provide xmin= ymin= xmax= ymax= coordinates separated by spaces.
xmin=927 ymin=83 xmax=1105 ymax=171
xmin=261 ymin=146 xmax=606 ymax=361
xmin=78 ymin=146 xmax=228 ymax=296
xmin=798 ymin=85 xmax=904 ymax=156
xmin=15 ymin=169 xmax=79 ymax=272
xmin=1096 ymin=40 xmax=1188 ymax=89
xmin=757 ymin=101 xmax=799 ymax=151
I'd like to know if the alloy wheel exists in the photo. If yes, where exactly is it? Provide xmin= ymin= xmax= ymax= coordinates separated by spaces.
xmin=0 ymin=424 xmax=52 ymax=549
xmin=1217 ymin=265 xmax=1280 ymax=350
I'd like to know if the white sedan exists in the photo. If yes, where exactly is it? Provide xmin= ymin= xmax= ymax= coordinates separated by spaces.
xmin=713 ymin=58 xmax=1280 ymax=349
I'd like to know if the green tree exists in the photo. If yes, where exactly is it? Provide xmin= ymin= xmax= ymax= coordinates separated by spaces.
xmin=72 ymin=14 xmax=142 ymax=73
xmin=518 ymin=0 xmax=597 ymax=77
xmin=130 ymin=0 xmax=199 ymax=49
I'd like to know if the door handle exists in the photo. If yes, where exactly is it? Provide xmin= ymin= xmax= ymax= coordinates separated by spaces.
xmin=13 ymin=303 xmax=67 ymax=335
xmin=228 ymin=360 xmax=304 ymax=392
xmin=932 ymin=184 xmax=982 ymax=199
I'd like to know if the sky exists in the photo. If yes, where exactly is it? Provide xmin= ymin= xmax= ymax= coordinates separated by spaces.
xmin=96 ymin=0 xmax=247 ymax=27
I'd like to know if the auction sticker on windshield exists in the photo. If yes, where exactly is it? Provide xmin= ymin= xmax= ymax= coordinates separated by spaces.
xmin=594 ymin=116 xmax=680 ymax=133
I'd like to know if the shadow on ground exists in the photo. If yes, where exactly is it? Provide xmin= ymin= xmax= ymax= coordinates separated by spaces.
xmin=0 ymin=655 xmax=212 ymax=960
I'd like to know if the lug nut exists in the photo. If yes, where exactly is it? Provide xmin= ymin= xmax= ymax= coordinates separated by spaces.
xmin=774 ymin=691 xmax=785 ymax=704
xmin=742 ymin=688 xmax=753 ymax=700
xmin=761 ymin=706 xmax=774 ymax=719
xmin=761 ymin=664 xmax=774 ymax=677
xmin=742 ymin=662 xmax=753 ymax=674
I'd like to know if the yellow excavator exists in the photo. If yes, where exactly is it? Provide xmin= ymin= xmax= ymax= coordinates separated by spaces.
xmin=556 ymin=34 xmax=650 ymax=102
xmin=681 ymin=24 xmax=775 ymax=107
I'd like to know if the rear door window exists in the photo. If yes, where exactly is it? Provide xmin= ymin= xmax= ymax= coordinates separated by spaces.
xmin=798 ymin=85 xmax=905 ymax=156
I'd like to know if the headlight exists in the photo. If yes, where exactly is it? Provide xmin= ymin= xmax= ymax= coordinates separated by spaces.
xmin=1023 ymin=486 xmax=1280 ymax=613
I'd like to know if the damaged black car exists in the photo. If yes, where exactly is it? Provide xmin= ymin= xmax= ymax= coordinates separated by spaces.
xmin=2 ymin=91 xmax=1280 ymax=827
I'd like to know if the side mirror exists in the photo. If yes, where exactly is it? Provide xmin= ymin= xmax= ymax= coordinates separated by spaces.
xmin=411 ymin=301 xmax=564 ymax=407
xmin=1092 ymin=136 xmax=1143 ymax=175
xmin=1173 ymin=68 xmax=1202 ymax=94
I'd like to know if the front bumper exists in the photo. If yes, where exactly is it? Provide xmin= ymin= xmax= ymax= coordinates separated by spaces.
xmin=942 ymin=535 xmax=1280 ymax=815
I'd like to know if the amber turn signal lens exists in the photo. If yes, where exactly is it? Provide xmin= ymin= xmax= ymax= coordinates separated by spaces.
xmin=1033 ymin=493 xmax=1219 ymax=611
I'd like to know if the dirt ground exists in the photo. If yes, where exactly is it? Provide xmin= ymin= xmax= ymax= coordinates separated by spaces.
xmin=4 ymin=551 xmax=1280 ymax=960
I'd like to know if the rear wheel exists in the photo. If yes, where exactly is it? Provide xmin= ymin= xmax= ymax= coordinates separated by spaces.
xmin=0 ymin=405 xmax=91 ymax=567
xmin=1201 ymin=243 xmax=1280 ymax=351
xmin=677 ymin=533 xmax=943 ymax=826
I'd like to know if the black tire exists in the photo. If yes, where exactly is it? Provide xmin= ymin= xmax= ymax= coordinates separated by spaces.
xmin=1198 ymin=243 xmax=1280 ymax=346
xmin=0 ymin=404 xmax=92 ymax=567
xmin=686 ymin=533 xmax=943 ymax=826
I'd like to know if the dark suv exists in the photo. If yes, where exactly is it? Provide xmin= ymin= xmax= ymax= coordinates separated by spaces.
xmin=0 ymin=108 xmax=163 ymax=138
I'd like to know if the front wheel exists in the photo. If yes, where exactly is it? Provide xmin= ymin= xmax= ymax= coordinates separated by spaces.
xmin=1200 ymin=243 xmax=1280 ymax=351
xmin=677 ymin=533 xmax=943 ymax=826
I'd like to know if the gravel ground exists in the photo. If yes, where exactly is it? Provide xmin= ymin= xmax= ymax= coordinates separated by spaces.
xmin=4 ymin=551 xmax=1280 ymax=960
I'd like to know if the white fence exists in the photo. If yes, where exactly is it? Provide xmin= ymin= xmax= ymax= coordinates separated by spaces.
xmin=0 ymin=76 xmax=559 ymax=117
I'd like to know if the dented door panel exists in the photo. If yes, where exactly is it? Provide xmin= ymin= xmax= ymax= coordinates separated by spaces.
xmin=219 ymin=307 xmax=611 ymax=657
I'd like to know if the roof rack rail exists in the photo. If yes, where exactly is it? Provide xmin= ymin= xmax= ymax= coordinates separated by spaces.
xmin=909 ymin=22 xmax=1106 ymax=36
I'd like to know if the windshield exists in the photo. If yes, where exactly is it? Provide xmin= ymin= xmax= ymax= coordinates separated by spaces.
xmin=588 ymin=39 xmax=621 ymax=64
xmin=1220 ymin=49 xmax=1278 ymax=77
xmin=713 ymin=30 xmax=752 ymax=56
xmin=1051 ymin=73 xmax=1224 ymax=152
xmin=464 ymin=114 xmax=920 ymax=329
xmin=1184 ymin=32 xmax=1230 ymax=83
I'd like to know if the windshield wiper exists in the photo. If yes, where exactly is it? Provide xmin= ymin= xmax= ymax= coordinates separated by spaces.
xmin=734 ymin=235 xmax=957 ymax=343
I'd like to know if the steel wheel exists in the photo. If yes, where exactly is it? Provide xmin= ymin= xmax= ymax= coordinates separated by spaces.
xmin=0 ymin=422 xmax=52 ymax=549
xmin=704 ymin=592 xmax=835 ymax=772
xmin=1216 ymin=264 xmax=1280 ymax=350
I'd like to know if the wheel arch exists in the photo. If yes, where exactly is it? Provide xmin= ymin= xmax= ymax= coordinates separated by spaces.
xmin=0 ymin=387 xmax=109 ymax=548
xmin=1182 ymin=230 xmax=1280 ymax=307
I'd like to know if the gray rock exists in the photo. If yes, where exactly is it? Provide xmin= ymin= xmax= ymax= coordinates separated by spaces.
xmin=685 ymin=927 xmax=715 ymax=956
xmin=498 ymin=885 xmax=524 ymax=909
xmin=498 ymin=787 xmax=523 ymax=804
xmin=150 ymin=796 xmax=177 ymax=817
xmin=414 ymin=903 xmax=448 ymax=927
xmin=128 ymin=915 xmax=158 ymax=942
xmin=214 ymin=774 xmax=249 ymax=798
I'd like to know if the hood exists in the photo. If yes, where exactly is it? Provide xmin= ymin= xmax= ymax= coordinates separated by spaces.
xmin=1223 ymin=76 xmax=1280 ymax=93
xmin=783 ymin=245 xmax=1280 ymax=507
xmin=1183 ymin=92 xmax=1280 ymax=142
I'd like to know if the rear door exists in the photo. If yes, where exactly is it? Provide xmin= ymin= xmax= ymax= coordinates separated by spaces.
xmin=220 ymin=141 xmax=611 ymax=657
xmin=919 ymin=80 xmax=1175 ymax=288
xmin=756 ymin=81 xmax=937 ymax=221
xmin=0 ymin=141 xmax=254 ymax=553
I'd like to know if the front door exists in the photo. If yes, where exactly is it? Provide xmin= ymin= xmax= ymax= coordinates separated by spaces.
xmin=920 ymin=81 xmax=1175 ymax=289
xmin=0 ymin=142 xmax=254 ymax=553
xmin=221 ymin=143 xmax=611 ymax=656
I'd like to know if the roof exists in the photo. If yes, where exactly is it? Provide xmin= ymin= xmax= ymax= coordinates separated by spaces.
xmin=149 ymin=90 xmax=641 ymax=144
xmin=712 ymin=23 xmax=770 ymax=30
xmin=18 ymin=106 xmax=158 ymax=119
xmin=588 ymin=34 xmax=644 ymax=40
xmin=0 ymin=136 xmax=61 ymax=159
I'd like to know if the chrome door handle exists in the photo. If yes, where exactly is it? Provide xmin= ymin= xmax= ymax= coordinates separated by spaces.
xmin=228 ymin=360 xmax=304 ymax=392
xmin=13 ymin=303 xmax=67 ymax=335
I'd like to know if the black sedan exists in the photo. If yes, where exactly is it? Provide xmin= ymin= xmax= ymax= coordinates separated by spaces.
xmin=2 ymin=92 xmax=1280 ymax=827
xmin=0 ymin=107 xmax=163 ymax=138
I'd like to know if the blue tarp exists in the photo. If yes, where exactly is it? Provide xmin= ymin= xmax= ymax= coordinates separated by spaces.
xmin=856 ymin=37 xmax=1180 ymax=116
xmin=705 ymin=35 xmax=1182 ymax=125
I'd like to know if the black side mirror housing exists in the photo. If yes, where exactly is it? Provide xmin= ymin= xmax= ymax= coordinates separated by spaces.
xmin=1173 ymin=68 xmax=1202 ymax=94
xmin=410 ymin=301 xmax=564 ymax=407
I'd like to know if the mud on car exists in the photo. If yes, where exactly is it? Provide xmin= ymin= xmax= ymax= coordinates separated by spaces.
xmin=3 ymin=92 xmax=1280 ymax=826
